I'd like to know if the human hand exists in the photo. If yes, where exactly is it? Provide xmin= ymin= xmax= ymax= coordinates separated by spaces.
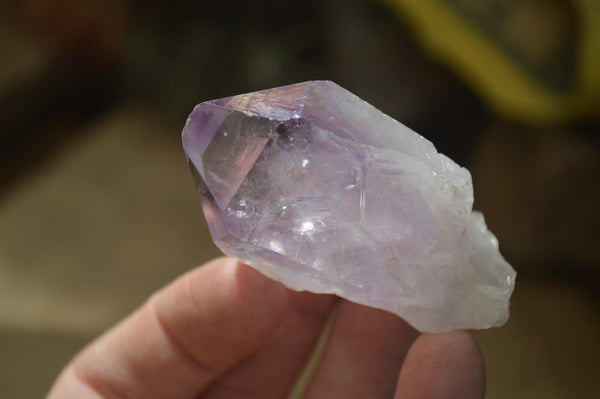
xmin=48 ymin=257 xmax=485 ymax=398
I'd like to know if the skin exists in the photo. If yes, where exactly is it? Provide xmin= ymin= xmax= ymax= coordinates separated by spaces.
xmin=48 ymin=257 xmax=486 ymax=398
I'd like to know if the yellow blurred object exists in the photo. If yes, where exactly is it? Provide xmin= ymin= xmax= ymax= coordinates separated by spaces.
xmin=379 ymin=0 xmax=600 ymax=125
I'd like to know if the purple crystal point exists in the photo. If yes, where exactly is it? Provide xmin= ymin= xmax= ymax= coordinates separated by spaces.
xmin=182 ymin=81 xmax=515 ymax=332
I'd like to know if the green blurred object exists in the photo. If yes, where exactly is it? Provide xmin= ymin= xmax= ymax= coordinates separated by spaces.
xmin=379 ymin=0 xmax=600 ymax=125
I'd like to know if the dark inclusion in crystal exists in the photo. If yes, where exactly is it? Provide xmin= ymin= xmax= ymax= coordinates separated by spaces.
xmin=275 ymin=118 xmax=312 ymax=150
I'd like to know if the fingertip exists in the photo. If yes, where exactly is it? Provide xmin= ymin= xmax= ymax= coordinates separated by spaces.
xmin=303 ymin=302 xmax=418 ymax=399
xmin=229 ymin=259 xmax=290 ymax=320
xmin=155 ymin=257 xmax=291 ymax=371
xmin=395 ymin=330 xmax=486 ymax=399
xmin=225 ymin=259 xmax=291 ymax=336
xmin=52 ymin=257 xmax=292 ymax=399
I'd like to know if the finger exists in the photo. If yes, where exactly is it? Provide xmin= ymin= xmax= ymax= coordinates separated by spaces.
xmin=48 ymin=257 xmax=289 ymax=399
xmin=394 ymin=330 xmax=486 ymax=399
xmin=202 ymin=291 xmax=338 ymax=399
xmin=303 ymin=301 xmax=419 ymax=399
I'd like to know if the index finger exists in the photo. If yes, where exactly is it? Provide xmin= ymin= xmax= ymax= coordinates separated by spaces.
xmin=47 ymin=257 xmax=289 ymax=399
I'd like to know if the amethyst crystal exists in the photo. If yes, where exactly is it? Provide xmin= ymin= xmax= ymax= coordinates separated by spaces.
xmin=182 ymin=81 xmax=515 ymax=332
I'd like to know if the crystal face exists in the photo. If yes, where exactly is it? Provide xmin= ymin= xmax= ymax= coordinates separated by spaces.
xmin=183 ymin=81 xmax=516 ymax=333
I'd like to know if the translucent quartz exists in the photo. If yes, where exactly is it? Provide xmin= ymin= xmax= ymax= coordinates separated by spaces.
xmin=182 ymin=81 xmax=515 ymax=332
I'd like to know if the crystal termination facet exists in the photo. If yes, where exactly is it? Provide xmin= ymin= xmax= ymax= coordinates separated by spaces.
xmin=182 ymin=81 xmax=516 ymax=333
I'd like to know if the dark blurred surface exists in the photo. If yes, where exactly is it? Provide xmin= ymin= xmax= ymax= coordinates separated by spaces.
xmin=0 ymin=0 xmax=598 ymax=398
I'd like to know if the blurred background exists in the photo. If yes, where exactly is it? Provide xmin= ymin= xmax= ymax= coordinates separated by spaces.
xmin=0 ymin=0 xmax=598 ymax=397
